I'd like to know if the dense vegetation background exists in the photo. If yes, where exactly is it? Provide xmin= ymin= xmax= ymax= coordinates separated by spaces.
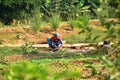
xmin=0 ymin=0 xmax=120 ymax=80
xmin=0 ymin=0 xmax=120 ymax=25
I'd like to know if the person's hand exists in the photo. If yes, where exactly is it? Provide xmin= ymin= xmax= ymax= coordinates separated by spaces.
xmin=58 ymin=44 xmax=63 ymax=49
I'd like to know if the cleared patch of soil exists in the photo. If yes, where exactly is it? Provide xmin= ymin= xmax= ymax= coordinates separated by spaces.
xmin=0 ymin=24 xmax=79 ymax=44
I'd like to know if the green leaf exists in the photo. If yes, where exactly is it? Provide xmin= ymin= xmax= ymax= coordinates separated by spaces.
xmin=93 ymin=35 xmax=100 ymax=41
xmin=117 ymin=29 xmax=120 ymax=37
xmin=114 ymin=58 xmax=120 ymax=66
xmin=91 ymin=67 xmax=97 ymax=76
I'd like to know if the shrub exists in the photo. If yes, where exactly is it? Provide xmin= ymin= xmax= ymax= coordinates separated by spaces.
xmin=21 ymin=37 xmax=34 ymax=54
xmin=68 ymin=16 xmax=77 ymax=30
xmin=31 ymin=13 xmax=43 ymax=33
xmin=3 ymin=62 xmax=49 ymax=80
xmin=48 ymin=14 xmax=61 ymax=31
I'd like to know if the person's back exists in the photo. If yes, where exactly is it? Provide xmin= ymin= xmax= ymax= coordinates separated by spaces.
xmin=51 ymin=35 xmax=60 ymax=43
xmin=47 ymin=32 xmax=63 ymax=51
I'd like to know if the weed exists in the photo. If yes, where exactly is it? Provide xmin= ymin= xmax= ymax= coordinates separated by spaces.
xmin=0 ymin=46 xmax=15 ymax=60
xmin=76 ymin=14 xmax=91 ymax=29
xmin=31 ymin=13 xmax=43 ymax=33
xmin=68 ymin=16 xmax=76 ymax=30
xmin=3 ymin=61 xmax=49 ymax=80
xmin=59 ymin=48 xmax=67 ymax=57
xmin=21 ymin=37 xmax=34 ymax=54
xmin=16 ymin=34 xmax=21 ymax=39
xmin=48 ymin=14 xmax=61 ymax=31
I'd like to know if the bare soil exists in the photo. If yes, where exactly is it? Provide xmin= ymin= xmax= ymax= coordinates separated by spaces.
xmin=1 ymin=18 xmax=118 ymax=44
xmin=2 ymin=19 xmax=117 ymax=62
xmin=0 ymin=24 xmax=80 ymax=62
xmin=0 ymin=24 xmax=79 ymax=44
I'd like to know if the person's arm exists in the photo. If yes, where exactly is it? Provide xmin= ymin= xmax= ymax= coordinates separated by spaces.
xmin=59 ymin=38 xmax=63 ymax=44
xmin=51 ymin=38 xmax=54 ymax=46
xmin=58 ymin=38 xmax=63 ymax=48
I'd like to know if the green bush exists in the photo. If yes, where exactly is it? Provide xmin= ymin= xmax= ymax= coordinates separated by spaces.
xmin=68 ymin=16 xmax=77 ymax=30
xmin=48 ymin=14 xmax=61 ymax=31
xmin=3 ymin=62 xmax=49 ymax=80
xmin=31 ymin=13 xmax=43 ymax=33
xmin=21 ymin=37 xmax=34 ymax=54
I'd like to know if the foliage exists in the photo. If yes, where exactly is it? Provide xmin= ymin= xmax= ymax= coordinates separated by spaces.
xmin=63 ymin=26 xmax=106 ymax=43
xmin=30 ymin=0 xmax=44 ymax=33
xmin=21 ymin=37 xmax=34 ymax=54
xmin=0 ymin=0 xmax=50 ymax=25
xmin=0 ymin=0 xmax=33 ymax=24
xmin=0 ymin=47 xmax=25 ymax=61
xmin=3 ymin=62 xmax=49 ymax=80
xmin=0 ymin=49 xmax=118 ymax=80
xmin=16 ymin=34 xmax=22 ymax=39
xmin=101 ymin=56 xmax=120 ymax=80
xmin=50 ymin=0 xmax=82 ymax=20
xmin=76 ymin=14 xmax=91 ymax=29
xmin=96 ymin=0 xmax=109 ymax=26
xmin=0 ymin=0 xmax=120 ymax=79
xmin=68 ymin=12 xmax=91 ymax=30
xmin=76 ymin=14 xmax=97 ymax=42
xmin=116 ymin=4 xmax=120 ymax=20
xmin=48 ymin=14 xmax=61 ymax=31
xmin=31 ymin=13 xmax=43 ymax=33
xmin=67 ymin=16 xmax=76 ymax=30
xmin=58 ymin=0 xmax=96 ymax=20
xmin=0 ymin=0 xmax=101 ymax=25
xmin=0 ymin=0 xmax=119 ymax=25
xmin=97 ymin=16 xmax=120 ymax=80
xmin=1 ymin=55 xmax=102 ymax=80
xmin=63 ymin=34 xmax=82 ymax=44
xmin=109 ymin=0 xmax=120 ymax=19
xmin=0 ymin=46 xmax=12 ymax=60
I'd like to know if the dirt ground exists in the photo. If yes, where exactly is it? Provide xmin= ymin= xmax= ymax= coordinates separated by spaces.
xmin=0 ymin=23 xmax=80 ymax=62
xmin=0 ymin=18 xmax=118 ymax=44
xmin=0 ymin=23 xmax=80 ymax=44
xmin=0 ymin=19 xmax=117 ymax=62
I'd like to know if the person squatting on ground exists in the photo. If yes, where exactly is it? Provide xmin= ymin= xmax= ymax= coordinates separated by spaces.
xmin=47 ymin=32 xmax=63 ymax=51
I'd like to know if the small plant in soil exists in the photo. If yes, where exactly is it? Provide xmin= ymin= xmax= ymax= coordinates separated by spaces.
xmin=48 ymin=14 xmax=61 ymax=31
xmin=16 ymin=34 xmax=21 ymax=39
xmin=21 ymin=37 xmax=34 ymax=54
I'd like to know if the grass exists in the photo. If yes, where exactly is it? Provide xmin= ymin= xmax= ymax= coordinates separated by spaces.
xmin=48 ymin=14 xmax=61 ymax=31
xmin=0 ymin=22 xmax=119 ymax=44
xmin=0 ymin=19 xmax=119 ymax=79
xmin=63 ymin=26 xmax=107 ymax=43
xmin=0 ymin=47 xmax=24 ymax=60
xmin=0 ymin=8 xmax=119 ymax=79
xmin=0 ymin=40 xmax=116 ymax=80
xmin=0 ymin=53 xmax=108 ymax=80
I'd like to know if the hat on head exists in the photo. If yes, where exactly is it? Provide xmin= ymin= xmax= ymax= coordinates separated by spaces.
xmin=54 ymin=32 xmax=59 ymax=36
